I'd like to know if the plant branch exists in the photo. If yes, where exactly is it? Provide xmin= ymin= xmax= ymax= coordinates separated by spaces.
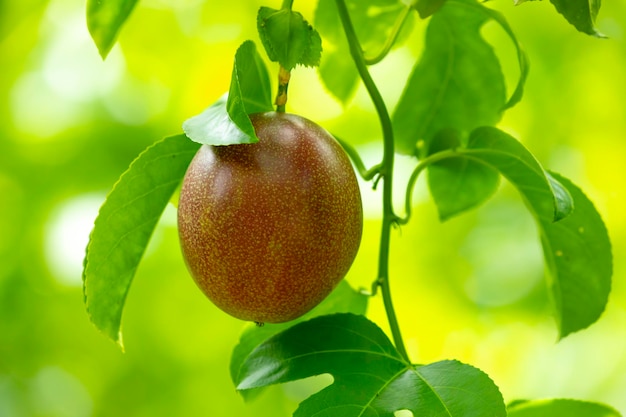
xmin=364 ymin=6 xmax=412 ymax=66
xmin=335 ymin=0 xmax=409 ymax=363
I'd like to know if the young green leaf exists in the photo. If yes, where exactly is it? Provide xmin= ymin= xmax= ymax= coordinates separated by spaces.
xmin=230 ymin=280 xmax=368 ymax=401
xmin=257 ymin=7 xmax=322 ymax=71
xmin=508 ymin=398 xmax=622 ymax=417
xmin=83 ymin=134 xmax=201 ymax=346
xmin=393 ymin=0 xmax=507 ymax=156
xmin=86 ymin=0 xmax=139 ymax=59
xmin=182 ymin=41 xmax=273 ymax=146
xmin=314 ymin=0 xmax=414 ymax=104
xmin=236 ymin=313 xmax=506 ymax=417
xmin=549 ymin=0 xmax=605 ymax=37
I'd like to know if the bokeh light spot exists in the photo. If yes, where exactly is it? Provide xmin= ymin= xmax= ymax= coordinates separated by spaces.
xmin=30 ymin=367 xmax=92 ymax=417
xmin=44 ymin=193 xmax=105 ymax=286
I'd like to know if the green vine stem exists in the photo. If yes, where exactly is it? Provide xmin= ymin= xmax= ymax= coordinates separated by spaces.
xmin=335 ymin=136 xmax=382 ymax=181
xmin=363 ymin=6 xmax=412 ymax=65
xmin=397 ymin=149 xmax=458 ymax=225
xmin=335 ymin=0 xmax=409 ymax=363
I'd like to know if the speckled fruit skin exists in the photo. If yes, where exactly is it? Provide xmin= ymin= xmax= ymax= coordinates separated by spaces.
xmin=177 ymin=112 xmax=363 ymax=323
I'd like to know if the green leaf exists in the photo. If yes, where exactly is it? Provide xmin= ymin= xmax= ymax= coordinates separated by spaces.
xmin=414 ymin=0 xmax=447 ymax=18
xmin=539 ymin=173 xmax=612 ymax=338
xmin=429 ymin=159 xmax=500 ymax=221
xmin=182 ymin=41 xmax=273 ymax=146
xmin=393 ymin=0 xmax=521 ymax=156
xmin=86 ymin=0 xmax=139 ymax=59
xmin=452 ymin=127 xmax=611 ymax=337
xmin=257 ymin=7 xmax=322 ymax=71
xmin=236 ymin=313 xmax=506 ymax=417
xmin=508 ymin=399 xmax=622 ymax=417
xmin=460 ymin=127 xmax=573 ymax=222
xmin=472 ymin=1 xmax=530 ymax=110
xmin=83 ymin=134 xmax=201 ymax=346
xmin=318 ymin=45 xmax=360 ymax=105
xmin=427 ymin=129 xmax=500 ymax=221
xmin=230 ymin=280 xmax=368 ymax=401
xmin=228 ymin=40 xmax=274 ymax=116
xmin=314 ymin=0 xmax=413 ymax=104
xmin=549 ymin=0 xmax=604 ymax=37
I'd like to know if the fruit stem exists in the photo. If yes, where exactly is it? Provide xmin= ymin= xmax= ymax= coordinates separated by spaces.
xmin=275 ymin=65 xmax=291 ymax=113
xmin=335 ymin=0 xmax=410 ymax=363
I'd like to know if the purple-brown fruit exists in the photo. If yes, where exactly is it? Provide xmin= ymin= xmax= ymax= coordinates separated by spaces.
xmin=177 ymin=112 xmax=363 ymax=323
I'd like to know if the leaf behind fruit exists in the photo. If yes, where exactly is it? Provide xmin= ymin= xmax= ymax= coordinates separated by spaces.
xmin=83 ymin=134 xmax=200 ymax=347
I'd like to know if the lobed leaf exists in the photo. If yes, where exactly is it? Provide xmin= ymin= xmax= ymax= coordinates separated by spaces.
xmin=183 ymin=41 xmax=273 ymax=146
xmin=257 ymin=7 xmax=322 ymax=71
xmin=508 ymin=398 xmax=622 ymax=417
xmin=549 ymin=0 xmax=604 ymax=37
xmin=230 ymin=280 xmax=368 ymax=401
xmin=393 ymin=0 xmax=507 ymax=156
xmin=86 ymin=0 xmax=139 ymax=59
xmin=236 ymin=313 xmax=506 ymax=417
xmin=83 ymin=134 xmax=201 ymax=346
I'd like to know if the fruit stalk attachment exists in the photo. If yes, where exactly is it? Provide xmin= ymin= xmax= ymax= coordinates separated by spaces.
xmin=275 ymin=65 xmax=291 ymax=112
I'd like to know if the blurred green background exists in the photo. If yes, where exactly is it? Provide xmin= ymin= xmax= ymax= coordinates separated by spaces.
xmin=1 ymin=0 xmax=625 ymax=416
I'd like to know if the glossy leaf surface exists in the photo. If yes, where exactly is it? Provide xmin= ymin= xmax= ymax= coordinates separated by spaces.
xmin=183 ymin=41 xmax=273 ymax=146
xmin=87 ymin=0 xmax=138 ymax=58
xmin=230 ymin=280 xmax=368 ymax=401
xmin=83 ymin=135 xmax=201 ymax=345
xmin=508 ymin=399 xmax=622 ymax=417
xmin=236 ymin=313 xmax=506 ymax=417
